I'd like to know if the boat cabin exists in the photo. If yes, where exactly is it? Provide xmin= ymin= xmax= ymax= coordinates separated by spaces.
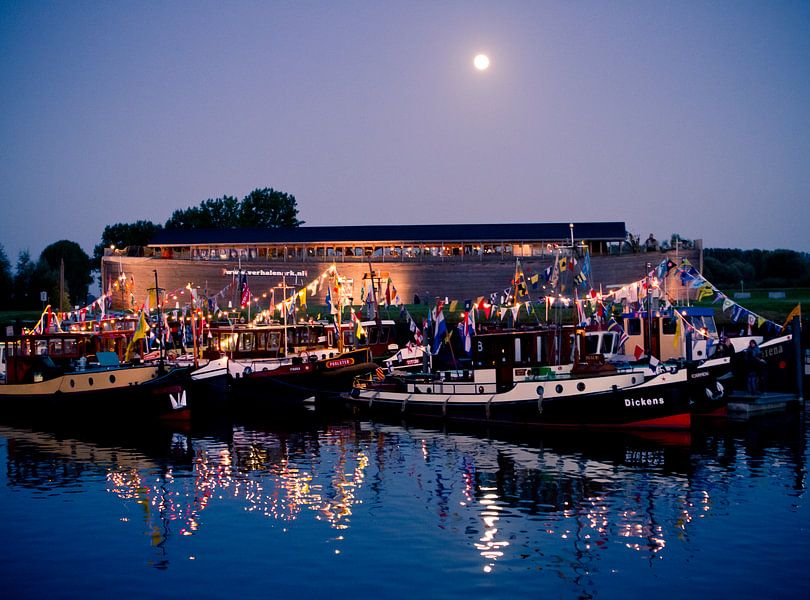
xmin=469 ymin=326 xmax=584 ymax=391
xmin=203 ymin=323 xmax=329 ymax=360
xmin=622 ymin=307 xmax=718 ymax=361
xmin=339 ymin=319 xmax=400 ymax=360
xmin=0 ymin=333 xmax=99 ymax=385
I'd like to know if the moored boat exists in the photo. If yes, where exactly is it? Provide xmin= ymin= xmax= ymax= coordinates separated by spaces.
xmin=187 ymin=321 xmax=378 ymax=413
xmin=0 ymin=332 xmax=191 ymax=423
xmin=344 ymin=326 xmax=691 ymax=430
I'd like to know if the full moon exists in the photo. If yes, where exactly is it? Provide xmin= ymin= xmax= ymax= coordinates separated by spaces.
xmin=473 ymin=54 xmax=490 ymax=71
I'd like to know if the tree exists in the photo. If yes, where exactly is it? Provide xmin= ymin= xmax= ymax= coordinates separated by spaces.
xmin=93 ymin=220 xmax=163 ymax=266
xmin=163 ymin=188 xmax=303 ymax=230
xmin=0 ymin=244 xmax=12 ymax=309
xmin=13 ymin=251 xmax=36 ymax=309
xmin=165 ymin=195 xmax=240 ymax=229
xmin=37 ymin=241 xmax=93 ymax=308
xmin=238 ymin=188 xmax=303 ymax=228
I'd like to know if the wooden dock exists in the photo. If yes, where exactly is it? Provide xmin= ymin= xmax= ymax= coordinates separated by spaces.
xmin=726 ymin=391 xmax=803 ymax=419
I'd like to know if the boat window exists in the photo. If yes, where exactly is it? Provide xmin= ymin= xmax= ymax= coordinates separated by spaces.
xmin=514 ymin=338 xmax=522 ymax=363
xmin=662 ymin=318 xmax=677 ymax=335
xmin=626 ymin=318 xmax=641 ymax=335
xmin=584 ymin=334 xmax=600 ymax=355
xmin=239 ymin=333 xmax=253 ymax=352
xmin=35 ymin=339 xmax=48 ymax=355
xmin=220 ymin=333 xmax=237 ymax=352
xmin=535 ymin=336 xmax=545 ymax=364
xmin=343 ymin=330 xmax=354 ymax=347
xmin=603 ymin=333 xmax=617 ymax=355
xmin=48 ymin=339 xmax=63 ymax=356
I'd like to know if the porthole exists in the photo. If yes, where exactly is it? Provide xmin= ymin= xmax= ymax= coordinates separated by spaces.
xmin=478 ymin=386 xmax=484 ymax=393
xmin=426 ymin=387 xmax=432 ymax=393
xmin=631 ymin=377 xmax=637 ymax=384
xmin=70 ymin=379 xmax=75 ymax=388
xmin=555 ymin=384 xmax=563 ymax=394
xmin=577 ymin=382 xmax=586 ymax=392
xmin=536 ymin=385 xmax=544 ymax=396
xmin=88 ymin=377 xmax=94 ymax=386
xmin=109 ymin=375 xmax=116 ymax=384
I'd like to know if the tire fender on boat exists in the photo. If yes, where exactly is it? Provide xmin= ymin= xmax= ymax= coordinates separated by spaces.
xmin=704 ymin=381 xmax=724 ymax=401
xmin=243 ymin=366 xmax=252 ymax=376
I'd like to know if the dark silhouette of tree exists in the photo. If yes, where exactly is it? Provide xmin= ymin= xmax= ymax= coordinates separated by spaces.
xmin=40 ymin=240 xmax=93 ymax=307
xmin=165 ymin=195 xmax=240 ymax=229
xmin=12 ymin=251 xmax=36 ymax=309
xmin=93 ymin=220 xmax=163 ymax=266
xmin=238 ymin=188 xmax=303 ymax=228
xmin=704 ymin=248 xmax=810 ymax=288
xmin=0 ymin=244 xmax=12 ymax=309
xmin=164 ymin=189 xmax=303 ymax=230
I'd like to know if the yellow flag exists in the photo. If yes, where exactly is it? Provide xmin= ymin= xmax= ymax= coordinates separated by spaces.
xmin=125 ymin=311 xmax=150 ymax=361
xmin=782 ymin=304 xmax=801 ymax=330
xmin=697 ymin=283 xmax=714 ymax=302
xmin=673 ymin=316 xmax=681 ymax=350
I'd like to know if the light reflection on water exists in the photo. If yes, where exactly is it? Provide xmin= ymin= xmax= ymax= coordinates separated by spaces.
xmin=0 ymin=409 xmax=808 ymax=599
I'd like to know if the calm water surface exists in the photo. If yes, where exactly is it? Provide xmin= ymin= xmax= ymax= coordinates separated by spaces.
xmin=1 ymin=408 xmax=808 ymax=599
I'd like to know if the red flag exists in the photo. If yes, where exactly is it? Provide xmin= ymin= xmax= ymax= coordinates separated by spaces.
xmin=240 ymin=272 xmax=250 ymax=308
xmin=633 ymin=345 xmax=644 ymax=360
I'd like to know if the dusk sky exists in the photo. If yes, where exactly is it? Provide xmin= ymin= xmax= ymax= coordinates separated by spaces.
xmin=2 ymin=1 xmax=809 ymax=264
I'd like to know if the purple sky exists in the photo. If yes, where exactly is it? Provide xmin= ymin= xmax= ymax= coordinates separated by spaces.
xmin=2 ymin=1 xmax=809 ymax=264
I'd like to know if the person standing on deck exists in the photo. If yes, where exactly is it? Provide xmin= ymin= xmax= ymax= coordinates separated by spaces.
xmin=744 ymin=339 xmax=766 ymax=395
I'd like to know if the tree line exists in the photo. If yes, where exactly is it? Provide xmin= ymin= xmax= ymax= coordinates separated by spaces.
xmin=703 ymin=248 xmax=810 ymax=289
xmin=92 ymin=188 xmax=302 ymax=264
xmin=0 ymin=241 xmax=93 ymax=311
xmin=0 ymin=188 xmax=302 ymax=310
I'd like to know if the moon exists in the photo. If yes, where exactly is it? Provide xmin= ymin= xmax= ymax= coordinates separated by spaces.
xmin=473 ymin=54 xmax=490 ymax=71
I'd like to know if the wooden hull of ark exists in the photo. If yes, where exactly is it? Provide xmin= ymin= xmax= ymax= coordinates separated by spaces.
xmin=345 ymin=370 xmax=691 ymax=430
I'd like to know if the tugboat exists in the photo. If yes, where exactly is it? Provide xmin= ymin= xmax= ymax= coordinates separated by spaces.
xmin=346 ymin=325 xmax=692 ymax=430
xmin=0 ymin=330 xmax=191 ymax=423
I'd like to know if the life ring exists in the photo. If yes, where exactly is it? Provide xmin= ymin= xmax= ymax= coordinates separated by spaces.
xmin=243 ymin=366 xmax=252 ymax=376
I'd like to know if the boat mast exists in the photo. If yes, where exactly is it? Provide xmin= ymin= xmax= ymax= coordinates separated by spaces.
xmin=282 ymin=273 xmax=288 ymax=356
xmin=333 ymin=267 xmax=343 ymax=353
xmin=153 ymin=269 xmax=165 ymax=372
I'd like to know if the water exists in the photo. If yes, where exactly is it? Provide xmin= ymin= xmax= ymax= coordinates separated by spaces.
xmin=1 ymin=409 xmax=808 ymax=600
